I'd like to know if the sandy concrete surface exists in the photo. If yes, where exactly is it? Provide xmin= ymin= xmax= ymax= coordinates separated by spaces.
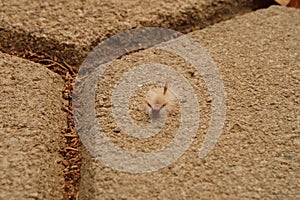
xmin=79 ymin=6 xmax=300 ymax=199
xmin=1 ymin=0 xmax=299 ymax=199
xmin=0 ymin=0 xmax=257 ymax=65
xmin=0 ymin=53 xmax=66 ymax=199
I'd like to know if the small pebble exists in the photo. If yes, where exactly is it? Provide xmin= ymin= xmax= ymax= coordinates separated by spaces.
xmin=10 ymin=137 xmax=19 ymax=145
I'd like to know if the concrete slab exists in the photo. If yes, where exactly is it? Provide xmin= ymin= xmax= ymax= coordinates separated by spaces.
xmin=0 ymin=0 xmax=257 ymax=65
xmin=78 ymin=6 xmax=300 ymax=199
xmin=0 ymin=53 xmax=66 ymax=199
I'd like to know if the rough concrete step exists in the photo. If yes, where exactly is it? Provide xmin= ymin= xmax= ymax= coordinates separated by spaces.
xmin=1 ymin=1 xmax=299 ymax=199
xmin=78 ymin=6 xmax=300 ymax=199
xmin=0 ymin=0 xmax=258 ymax=65
xmin=0 ymin=52 xmax=66 ymax=199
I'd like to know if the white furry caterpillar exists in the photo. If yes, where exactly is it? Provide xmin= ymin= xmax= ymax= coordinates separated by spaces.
xmin=144 ymin=78 xmax=175 ymax=120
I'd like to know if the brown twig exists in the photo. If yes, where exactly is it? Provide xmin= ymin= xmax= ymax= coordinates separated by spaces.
xmin=40 ymin=59 xmax=70 ymax=72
